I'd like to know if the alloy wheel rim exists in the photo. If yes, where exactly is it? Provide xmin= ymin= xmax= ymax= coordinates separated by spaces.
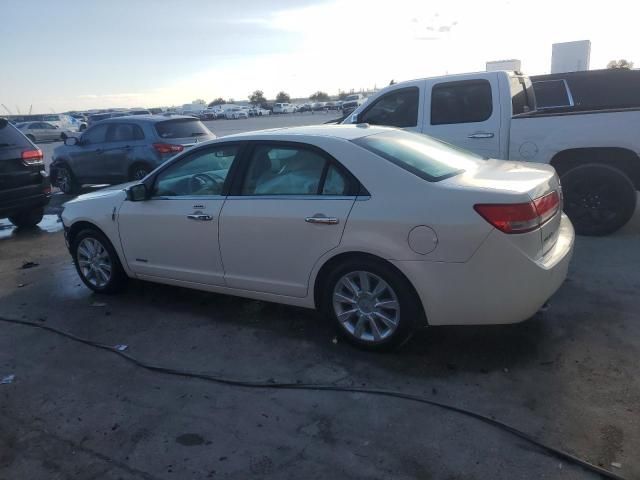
xmin=133 ymin=169 xmax=148 ymax=180
xmin=332 ymin=271 xmax=400 ymax=343
xmin=77 ymin=237 xmax=112 ymax=288
xmin=58 ymin=168 xmax=70 ymax=193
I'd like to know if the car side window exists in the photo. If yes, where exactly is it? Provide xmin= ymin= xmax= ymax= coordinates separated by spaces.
xmin=82 ymin=124 xmax=109 ymax=144
xmin=359 ymin=87 xmax=419 ymax=128
xmin=107 ymin=123 xmax=145 ymax=142
xmin=154 ymin=145 xmax=239 ymax=197
xmin=241 ymin=145 xmax=350 ymax=196
xmin=430 ymin=80 xmax=493 ymax=125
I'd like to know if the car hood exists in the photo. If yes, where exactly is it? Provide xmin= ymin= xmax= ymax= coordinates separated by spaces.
xmin=64 ymin=182 xmax=136 ymax=205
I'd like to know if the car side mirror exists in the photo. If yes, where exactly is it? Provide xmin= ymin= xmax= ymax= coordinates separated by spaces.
xmin=127 ymin=183 xmax=148 ymax=201
xmin=64 ymin=136 xmax=79 ymax=146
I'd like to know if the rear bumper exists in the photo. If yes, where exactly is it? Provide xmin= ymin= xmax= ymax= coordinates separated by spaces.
xmin=0 ymin=180 xmax=51 ymax=218
xmin=393 ymin=214 xmax=575 ymax=326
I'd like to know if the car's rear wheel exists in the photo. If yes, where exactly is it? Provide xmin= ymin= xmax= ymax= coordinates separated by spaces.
xmin=8 ymin=208 xmax=44 ymax=228
xmin=129 ymin=163 xmax=151 ymax=181
xmin=561 ymin=163 xmax=637 ymax=236
xmin=56 ymin=165 xmax=79 ymax=194
xmin=322 ymin=258 xmax=421 ymax=351
xmin=72 ymin=228 xmax=127 ymax=293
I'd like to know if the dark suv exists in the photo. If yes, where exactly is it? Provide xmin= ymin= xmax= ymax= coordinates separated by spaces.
xmin=50 ymin=115 xmax=215 ymax=194
xmin=0 ymin=118 xmax=51 ymax=227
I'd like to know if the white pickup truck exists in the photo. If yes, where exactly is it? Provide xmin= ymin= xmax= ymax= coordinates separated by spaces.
xmin=344 ymin=71 xmax=640 ymax=235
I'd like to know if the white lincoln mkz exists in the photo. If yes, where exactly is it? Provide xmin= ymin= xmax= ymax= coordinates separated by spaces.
xmin=61 ymin=125 xmax=574 ymax=350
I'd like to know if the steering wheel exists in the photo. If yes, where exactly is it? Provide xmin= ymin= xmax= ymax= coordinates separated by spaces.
xmin=189 ymin=173 xmax=223 ymax=194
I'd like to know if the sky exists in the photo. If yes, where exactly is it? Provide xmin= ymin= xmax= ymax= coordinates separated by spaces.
xmin=1 ymin=0 xmax=638 ymax=113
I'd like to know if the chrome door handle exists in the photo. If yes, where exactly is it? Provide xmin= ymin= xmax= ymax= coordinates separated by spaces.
xmin=467 ymin=132 xmax=495 ymax=139
xmin=305 ymin=216 xmax=339 ymax=225
xmin=187 ymin=214 xmax=213 ymax=221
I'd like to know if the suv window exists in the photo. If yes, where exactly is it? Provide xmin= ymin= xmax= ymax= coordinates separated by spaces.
xmin=0 ymin=121 xmax=31 ymax=149
xmin=155 ymin=119 xmax=210 ymax=139
xmin=108 ymin=123 xmax=145 ymax=142
xmin=359 ymin=87 xmax=419 ymax=128
xmin=353 ymin=130 xmax=481 ymax=182
xmin=241 ymin=145 xmax=350 ymax=196
xmin=82 ymin=124 xmax=109 ymax=144
xmin=431 ymin=80 xmax=493 ymax=125
xmin=154 ymin=145 xmax=239 ymax=197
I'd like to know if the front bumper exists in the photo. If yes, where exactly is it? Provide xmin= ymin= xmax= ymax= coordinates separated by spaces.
xmin=393 ymin=214 xmax=575 ymax=326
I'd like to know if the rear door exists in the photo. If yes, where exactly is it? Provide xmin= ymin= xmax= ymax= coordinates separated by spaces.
xmin=104 ymin=122 xmax=147 ymax=181
xmin=219 ymin=142 xmax=358 ymax=297
xmin=425 ymin=77 xmax=502 ymax=158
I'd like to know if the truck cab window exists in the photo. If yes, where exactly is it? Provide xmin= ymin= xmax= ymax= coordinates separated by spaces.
xmin=431 ymin=80 xmax=493 ymax=125
xmin=359 ymin=87 xmax=419 ymax=128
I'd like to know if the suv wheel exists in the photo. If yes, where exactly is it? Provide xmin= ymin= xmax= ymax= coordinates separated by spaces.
xmin=561 ymin=163 xmax=637 ymax=236
xmin=129 ymin=163 xmax=151 ymax=181
xmin=72 ymin=229 xmax=127 ymax=293
xmin=56 ymin=165 xmax=78 ymax=194
xmin=8 ymin=208 xmax=44 ymax=228
xmin=322 ymin=258 xmax=422 ymax=351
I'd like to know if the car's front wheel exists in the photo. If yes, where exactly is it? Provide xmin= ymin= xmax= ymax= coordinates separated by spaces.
xmin=8 ymin=208 xmax=44 ymax=228
xmin=322 ymin=258 xmax=421 ymax=351
xmin=72 ymin=228 xmax=127 ymax=293
xmin=129 ymin=163 xmax=151 ymax=181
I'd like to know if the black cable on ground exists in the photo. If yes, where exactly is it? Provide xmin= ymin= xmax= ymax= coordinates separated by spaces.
xmin=0 ymin=315 xmax=626 ymax=480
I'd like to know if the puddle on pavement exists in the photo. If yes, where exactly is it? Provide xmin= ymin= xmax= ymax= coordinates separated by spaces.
xmin=0 ymin=215 xmax=64 ymax=240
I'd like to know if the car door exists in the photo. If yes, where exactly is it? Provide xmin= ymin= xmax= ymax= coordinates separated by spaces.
xmin=70 ymin=123 xmax=111 ymax=180
xmin=104 ymin=122 xmax=147 ymax=182
xmin=28 ymin=123 xmax=46 ymax=142
xmin=424 ymin=77 xmax=502 ymax=158
xmin=219 ymin=142 xmax=358 ymax=298
xmin=40 ymin=122 xmax=59 ymax=141
xmin=357 ymin=85 xmax=423 ymax=133
xmin=117 ymin=143 xmax=242 ymax=285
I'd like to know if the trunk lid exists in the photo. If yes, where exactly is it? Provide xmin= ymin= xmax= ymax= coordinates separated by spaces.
xmin=445 ymin=159 xmax=562 ymax=259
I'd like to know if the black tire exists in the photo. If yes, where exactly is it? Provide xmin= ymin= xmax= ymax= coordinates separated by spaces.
xmin=8 ymin=208 xmax=44 ymax=228
xmin=129 ymin=163 xmax=152 ymax=181
xmin=26 ymin=134 xmax=36 ymax=143
xmin=561 ymin=164 xmax=637 ymax=236
xmin=55 ymin=164 xmax=79 ymax=194
xmin=321 ymin=258 xmax=423 ymax=351
xmin=71 ymin=228 xmax=127 ymax=294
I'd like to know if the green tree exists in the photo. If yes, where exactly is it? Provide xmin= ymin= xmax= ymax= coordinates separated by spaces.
xmin=208 ymin=97 xmax=226 ymax=107
xmin=310 ymin=91 xmax=330 ymax=102
xmin=607 ymin=59 xmax=634 ymax=69
xmin=275 ymin=91 xmax=291 ymax=103
xmin=249 ymin=90 xmax=267 ymax=105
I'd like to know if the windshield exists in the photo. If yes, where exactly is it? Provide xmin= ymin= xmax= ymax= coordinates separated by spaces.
xmin=155 ymin=119 xmax=211 ymax=139
xmin=353 ymin=130 xmax=482 ymax=182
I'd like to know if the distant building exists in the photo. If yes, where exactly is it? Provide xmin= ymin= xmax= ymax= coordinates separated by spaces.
xmin=486 ymin=59 xmax=522 ymax=72
xmin=551 ymin=40 xmax=591 ymax=73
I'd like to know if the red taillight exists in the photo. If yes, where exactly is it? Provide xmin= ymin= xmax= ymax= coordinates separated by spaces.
xmin=474 ymin=191 xmax=560 ymax=234
xmin=21 ymin=149 xmax=44 ymax=166
xmin=153 ymin=143 xmax=184 ymax=154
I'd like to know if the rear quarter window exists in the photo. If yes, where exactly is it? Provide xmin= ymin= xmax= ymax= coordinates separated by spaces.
xmin=155 ymin=119 xmax=211 ymax=139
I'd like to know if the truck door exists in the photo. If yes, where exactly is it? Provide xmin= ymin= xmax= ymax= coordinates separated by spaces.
xmin=424 ymin=77 xmax=502 ymax=159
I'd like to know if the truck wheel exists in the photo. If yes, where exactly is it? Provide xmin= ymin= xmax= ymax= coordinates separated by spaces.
xmin=8 ymin=208 xmax=44 ymax=229
xmin=561 ymin=163 xmax=637 ymax=236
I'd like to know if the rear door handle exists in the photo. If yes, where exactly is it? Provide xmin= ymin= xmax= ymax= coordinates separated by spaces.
xmin=467 ymin=132 xmax=495 ymax=139
xmin=305 ymin=215 xmax=339 ymax=225
xmin=187 ymin=214 xmax=213 ymax=221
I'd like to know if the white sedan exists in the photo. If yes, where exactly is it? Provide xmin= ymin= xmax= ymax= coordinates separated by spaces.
xmin=61 ymin=125 xmax=574 ymax=350
xmin=224 ymin=108 xmax=249 ymax=120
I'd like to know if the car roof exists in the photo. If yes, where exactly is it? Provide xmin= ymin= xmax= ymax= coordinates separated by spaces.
xmin=95 ymin=114 xmax=200 ymax=124
xmin=224 ymin=124 xmax=396 ymax=141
